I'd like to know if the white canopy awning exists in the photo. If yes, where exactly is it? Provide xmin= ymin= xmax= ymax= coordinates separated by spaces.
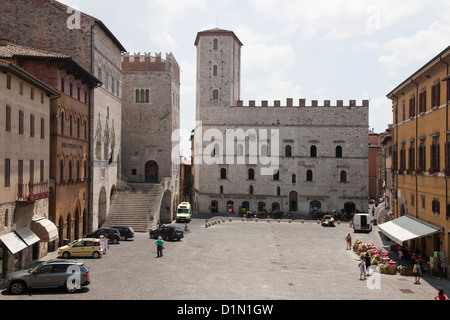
xmin=16 ymin=227 xmax=41 ymax=246
xmin=378 ymin=214 xmax=442 ymax=245
xmin=31 ymin=218 xmax=59 ymax=243
xmin=0 ymin=232 xmax=28 ymax=255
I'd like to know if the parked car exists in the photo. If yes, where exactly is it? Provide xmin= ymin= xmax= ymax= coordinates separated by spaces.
xmin=4 ymin=259 xmax=90 ymax=295
xmin=321 ymin=215 xmax=335 ymax=227
xmin=58 ymin=238 xmax=103 ymax=259
xmin=85 ymin=228 xmax=121 ymax=244
xmin=149 ymin=225 xmax=184 ymax=241
xmin=110 ymin=226 xmax=135 ymax=241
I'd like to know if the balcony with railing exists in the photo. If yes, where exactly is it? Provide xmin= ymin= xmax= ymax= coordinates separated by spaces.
xmin=16 ymin=181 xmax=51 ymax=203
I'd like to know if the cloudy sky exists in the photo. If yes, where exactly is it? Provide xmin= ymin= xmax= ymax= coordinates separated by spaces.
xmin=60 ymin=0 xmax=450 ymax=157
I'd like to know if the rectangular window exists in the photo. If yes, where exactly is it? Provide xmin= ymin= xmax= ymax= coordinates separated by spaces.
xmin=409 ymin=95 xmax=415 ymax=118
xmin=19 ymin=110 xmax=24 ymax=134
xmin=400 ymin=143 xmax=406 ymax=171
xmin=418 ymin=140 xmax=426 ymax=173
xmin=6 ymin=105 xmax=11 ymax=131
xmin=430 ymin=136 xmax=440 ymax=172
xmin=30 ymin=114 xmax=35 ymax=137
xmin=40 ymin=160 xmax=44 ymax=182
xmin=30 ymin=87 xmax=34 ymax=100
xmin=408 ymin=142 xmax=415 ymax=171
xmin=402 ymin=101 xmax=405 ymax=121
xmin=419 ymin=89 xmax=426 ymax=113
xmin=432 ymin=81 xmax=441 ymax=108
xmin=41 ymin=117 xmax=45 ymax=139
xmin=29 ymin=160 xmax=34 ymax=183
xmin=4 ymin=158 xmax=10 ymax=187
xmin=41 ymin=92 xmax=44 ymax=104
xmin=19 ymin=81 xmax=23 ymax=95
xmin=6 ymin=74 xmax=11 ymax=89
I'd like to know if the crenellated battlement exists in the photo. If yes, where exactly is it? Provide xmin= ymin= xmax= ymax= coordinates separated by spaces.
xmin=121 ymin=52 xmax=180 ymax=82
xmin=233 ymin=98 xmax=369 ymax=108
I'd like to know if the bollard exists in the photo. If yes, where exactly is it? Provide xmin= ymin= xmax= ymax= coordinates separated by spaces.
xmin=267 ymin=220 xmax=270 ymax=223
xmin=301 ymin=219 xmax=304 ymax=224
xmin=289 ymin=219 xmax=291 ymax=223
xmin=222 ymin=219 xmax=225 ymax=223
xmin=205 ymin=223 xmax=208 ymax=228
xmin=255 ymin=218 xmax=258 ymax=222
xmin=278 ymin=219 xmax=280 ymax=223
xmin=230 ymin=218 xmax=232 ymax=222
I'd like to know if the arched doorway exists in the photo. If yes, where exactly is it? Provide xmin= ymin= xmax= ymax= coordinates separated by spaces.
xmin=145 ymin=161 xmax=158 ymax=183
xmin=58 ymin=216 xmax=64 ymax=247
xmin=82 ymin=208 xmax=88 ymax=236
xmin=227 ymin=200 xmax=234 ymax=214
xmin=160 ymin=190 xmax=172 ymax=223
xmin=98 ymin=187 xmax=107 ymax=227
xmin=210 ymin=200 xmax=218 ymax=213
xmin=66 ymin=213 xmax=72 ymax=243
xmin=289 ymin=191 xmax=298 ymax=212
xmin=344 ymin=202 xmax=356 ymax=214
xmin=74 ymin=207 xmax=80 ymax=240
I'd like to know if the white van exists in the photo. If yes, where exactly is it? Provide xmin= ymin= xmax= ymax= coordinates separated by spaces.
xmin=176 ymin=202 xmax=192 ymax=222
xmin=353 ymin=213 xmax=372 ymax=233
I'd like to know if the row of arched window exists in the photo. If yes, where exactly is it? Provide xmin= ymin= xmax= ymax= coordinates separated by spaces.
xmin=219 ymin=167 xmax=349 ymax=183
xmin=59 ymin=158 xmax=88 ymax=184
xmin=135 ymin=89 xmax=150 ymax=103
xmin=60 ymin=111 xmax=88 ymax=140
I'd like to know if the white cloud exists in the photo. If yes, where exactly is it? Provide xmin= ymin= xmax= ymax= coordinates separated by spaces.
xmin=368 ymin=95 xmax=393 ymax=132
xmin=249 ymin=0 xmax=427 ymax=40
xmin=146 ymin=0 xmax=210 ymax=50
xmin=379 ymin=21 xmax=450 ymax=76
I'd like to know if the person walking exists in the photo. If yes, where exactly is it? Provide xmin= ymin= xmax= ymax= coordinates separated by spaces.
xmin=365 ymin=252 xmax=371 ymax=275
xmin=359 ymin=258 xmax=366 ymax=280
xmin=413 ymin=262 xmax=422 ymax=284
xmin=345 ymin=233 xmax=352 ymax=250
xmin=434 ymin=289 xmax=449 ymax=300
xmin=156 ymin=236 xmax=164 ymax=258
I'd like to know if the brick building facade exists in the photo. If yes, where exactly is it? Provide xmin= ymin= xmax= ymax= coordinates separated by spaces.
xmin=0 ymin=0 xmax=126 ymax=230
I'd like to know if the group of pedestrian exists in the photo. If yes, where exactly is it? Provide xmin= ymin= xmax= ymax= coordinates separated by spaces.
xmin=358 ymin=251 xmax=373 ymax=280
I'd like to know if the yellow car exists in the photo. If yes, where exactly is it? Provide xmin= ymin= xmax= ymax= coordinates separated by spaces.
xmin=58 ymin=238 xmax=103 ymax=259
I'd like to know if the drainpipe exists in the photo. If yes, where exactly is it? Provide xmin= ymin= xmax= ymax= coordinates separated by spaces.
xmin=391 ymin=93 xmax=399 ymax=218
xmin=440 ymin=57 xmax=449 ymax=221
xmin=411 ymin=78 xmax=419 ymax=218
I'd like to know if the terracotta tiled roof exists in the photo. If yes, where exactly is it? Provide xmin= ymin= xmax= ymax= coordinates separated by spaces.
xmin=0 ymin=42 xmax=69 ymax=59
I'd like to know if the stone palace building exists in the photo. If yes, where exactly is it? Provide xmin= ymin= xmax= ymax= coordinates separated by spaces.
xmin=193 ymin=28 xmax=369 ymax=216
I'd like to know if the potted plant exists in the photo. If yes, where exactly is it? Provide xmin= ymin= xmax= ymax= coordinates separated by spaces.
xmin=272 ymin=210 xmax=283 ymax=219
xmin=427 ymin=167 xmax=437 ymax=175
xmin=380 ymin=264 xmax=396 ymax=275
xmin=399 ymin=265 xmax=414 ymax=276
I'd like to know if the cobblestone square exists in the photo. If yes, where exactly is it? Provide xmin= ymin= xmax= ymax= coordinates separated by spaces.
xmin=1 ymin=215 xmax=449 ymax=302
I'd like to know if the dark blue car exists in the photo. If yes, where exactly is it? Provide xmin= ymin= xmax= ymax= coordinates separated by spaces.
xmin=110 ymin=226 xmax=135 ymax=241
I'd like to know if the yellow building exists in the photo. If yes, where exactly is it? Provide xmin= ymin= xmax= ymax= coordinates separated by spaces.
xmin=386 ymin=45 xmax=450 ymax=274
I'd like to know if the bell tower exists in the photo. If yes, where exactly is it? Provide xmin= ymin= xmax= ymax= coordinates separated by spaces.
xmin=194 ymin=28 xmax=243 ymax=123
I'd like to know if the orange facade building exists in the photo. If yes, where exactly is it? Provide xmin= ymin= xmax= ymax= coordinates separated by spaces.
xmin=386 ymin=45 xmax=450 ymax=272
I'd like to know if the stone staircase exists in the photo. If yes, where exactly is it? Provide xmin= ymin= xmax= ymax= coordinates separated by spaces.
xmin=102 ymin=183 xmax=164 ymax=233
